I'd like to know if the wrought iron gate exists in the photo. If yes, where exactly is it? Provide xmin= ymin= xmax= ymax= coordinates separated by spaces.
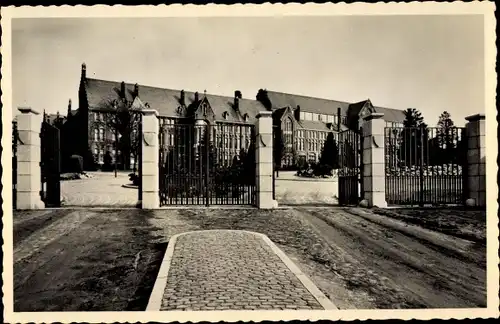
xmin=40 ymin=121 xmax=61 ymax=207
xmin=337 ymin=129 xmax=362 ymax=205
xmin=159 ymin=122 xmax=256 ymax=206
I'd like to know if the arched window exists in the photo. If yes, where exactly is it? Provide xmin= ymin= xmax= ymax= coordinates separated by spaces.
xmin=283 ymin=117 xmax=293 ymax=147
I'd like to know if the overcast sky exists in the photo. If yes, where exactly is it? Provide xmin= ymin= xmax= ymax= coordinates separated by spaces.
xmin=12 ymin=15 xmax=484 ymax=126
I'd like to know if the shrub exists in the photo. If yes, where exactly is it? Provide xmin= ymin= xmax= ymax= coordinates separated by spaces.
xmin=129 ymin=173 xmax=141 ymax=186
xmin=69 ymin=155 xmax=84 ymax=173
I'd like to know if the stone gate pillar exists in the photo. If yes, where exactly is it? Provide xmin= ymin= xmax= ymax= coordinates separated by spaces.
xmin=465 ymin=114 xmax=486 ymax=208
xmin=141 ymin=109 xmax=159 ymax=209
xmin=361 ymin=112 xmax=387 ymax=208
xmin=16 ymin=107 xmax=45 ymax=210
xmin=255 ymin=111 xmax=278 ymax=209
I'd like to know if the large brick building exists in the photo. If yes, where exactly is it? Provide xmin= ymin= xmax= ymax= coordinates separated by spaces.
xmin=60 ymin=63 xmax=405 ymax=170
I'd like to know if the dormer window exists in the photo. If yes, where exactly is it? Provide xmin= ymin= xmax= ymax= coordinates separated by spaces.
xmin=223 ymin=111 xmax=229 ymax=119
xmin=243 ymin=113 xmax=249 ymax=122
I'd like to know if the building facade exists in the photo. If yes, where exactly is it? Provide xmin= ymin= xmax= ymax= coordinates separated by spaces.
xmin=58 ymin=63 xmax=406 ymax=170
xmin=255 ymin=89 xmax=405 ymax=166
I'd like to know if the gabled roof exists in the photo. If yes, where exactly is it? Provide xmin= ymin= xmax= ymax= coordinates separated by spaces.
xmin=264 ymin=90 xmax=406 ymax=123
xmin=83 ymin=78 xmax=266 ymax=124
xmin=373 ymin=105 xmax=406 ymax=123
xmin=347 ymin=100 xmax=369 ymax=123
xmin=265 ymin=90 xmax=351 ymax=115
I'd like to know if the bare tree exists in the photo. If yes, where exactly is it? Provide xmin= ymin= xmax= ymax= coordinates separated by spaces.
xmin=101 ymin=98 xmax=142 ymax=171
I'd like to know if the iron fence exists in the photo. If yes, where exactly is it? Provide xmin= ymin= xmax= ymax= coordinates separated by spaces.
xmin=384 ymin=126 xmax=467 ymax=206
xmin=158 ymin=121 xmax=256 ymax=206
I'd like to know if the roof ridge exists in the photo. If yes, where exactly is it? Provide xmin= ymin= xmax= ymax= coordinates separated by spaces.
xmin=267 ymin=90 xmax=352 ymax=104
xmin=86 ymin=77 xmax=257 ymax=102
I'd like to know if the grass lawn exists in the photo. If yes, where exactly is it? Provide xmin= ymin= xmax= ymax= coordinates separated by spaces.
xmin=371 ymin=207 xmax=486 ymax=244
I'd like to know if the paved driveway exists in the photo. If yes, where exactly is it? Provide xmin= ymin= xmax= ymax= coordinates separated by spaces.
xmin=150 ymin=230 xmax=334 ymax=311
xmin=61 ymin=171 xmax=139 ymax=207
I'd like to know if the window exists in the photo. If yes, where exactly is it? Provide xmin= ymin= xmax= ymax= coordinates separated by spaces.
xmin=327 ymin=115 xmax=334 ymax=123
xmin=283 ymin=118 xmax=293 ymax=146
xmin=299 ymin=112 xmax=305 ymax=120
xmin=94 ymin=128 xmax=99 ymax=141
xmin=304 ymin=112 xmax=312 ymax=121
xmin=99 ymin=127 xmax=104 ymax=140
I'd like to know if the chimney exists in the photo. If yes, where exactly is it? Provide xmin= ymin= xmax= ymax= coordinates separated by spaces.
xmin=234 ymin=90 xmax=242 ymax=111
xmin=133 ymin=83 xmax=139 ymax=97
xmin=337 ymin=107 xmax=341 ymax=132
xmin=180 ymin=90 xmax=185 ymax=106
xmin=67 ymin=99 xmax=72 ymax=117
xmin=294 ymin=105 xmax=301 ymax=120
xmin=121 ymin=81 xmax=126 ymax=98
xmin=81 ymin=63 xmax=86 ymax=80
xmin=194 ymin=91 xmax=199 ymax=102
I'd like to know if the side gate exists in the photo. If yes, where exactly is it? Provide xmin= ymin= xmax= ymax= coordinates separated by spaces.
xmin=337 ymin=129 xmax=363 ymax=206
xmin=40 ymin=121 xmax=61 ymax=207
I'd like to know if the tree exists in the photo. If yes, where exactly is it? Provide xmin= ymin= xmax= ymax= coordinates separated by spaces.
xmin=436 ymin=111 xmax=457 ymax=164
xmin=104 ymin=98 xmax=142 ymax=171
xmin=400 ymin=108 xmax=429 ymax=166
xmin=318 ymin=132 xmax=339 ymax=174
xmin=241 ymin=140 xmax=256 ymax=185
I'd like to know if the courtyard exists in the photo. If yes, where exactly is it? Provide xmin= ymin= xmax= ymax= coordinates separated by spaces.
xmin=13 ymin=206 xmax=486 ymax=311
xmin=60 ymin=171 xmax=139 ymax=207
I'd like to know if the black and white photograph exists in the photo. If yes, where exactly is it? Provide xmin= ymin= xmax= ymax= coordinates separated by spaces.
xmin=2 ymin=3 xmax=498 ymax=323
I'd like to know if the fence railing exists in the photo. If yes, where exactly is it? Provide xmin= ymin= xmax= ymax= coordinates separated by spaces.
xmin=384 ymin=126 xmax=467 ymax=206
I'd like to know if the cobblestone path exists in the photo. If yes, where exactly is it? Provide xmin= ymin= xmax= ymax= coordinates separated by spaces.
xmin=158 ymin=230 xmax=329 ymax=311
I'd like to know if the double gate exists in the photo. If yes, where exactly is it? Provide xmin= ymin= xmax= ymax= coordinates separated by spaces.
xmin=40 ymin=121 xmax=61 ymax=207
xmin=159 ymin=122 xmax=256 ymax=206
